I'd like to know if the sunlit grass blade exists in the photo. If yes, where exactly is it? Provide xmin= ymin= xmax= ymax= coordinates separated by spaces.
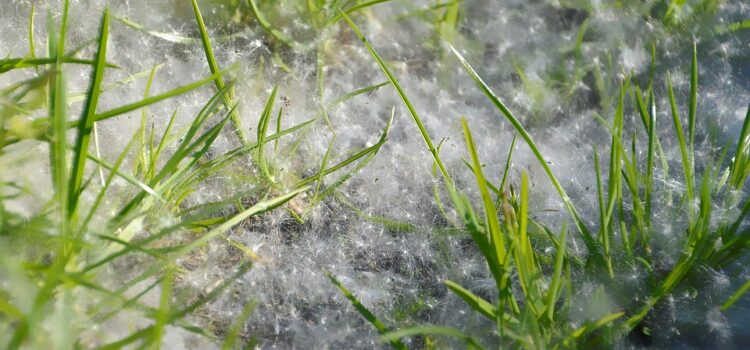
xmin=191 ymin=0 xmax=247 ymax=144
xmin=325 ymin=80 xmax=390 ymax=110
xmin=567 ymin=311 xmax=624 ymax=339
xmin=544 ymin=223 xmax=567 ymax=322
xmin=341 ymin=12 xmax=453 ymax=186
xmin=729 ymin=104 xmax=750 ymax=188
xmin=257 ymin=85 xmax=279 ymax=184
xmin=313 ymin=111 xmax=393 ymax=204
xmin=86 ymin=153 xmax=164 ymax=202
xmin=80 ymin=127 xmax=139 ymax=231
xmin=667 ymin=75 xmax=695 ymax=223
xmin=68 ymin=9 xmax=109 ymax=220
xmin=461 ymin=118 xmax=506 ymax=278
xmin=0 ymin=56 xmax=117 ymax=74
xmin=91 ymin=71 xmax=224 ymax=123
xmin=445 ymin=280 xmax=505 ymax=322
xmin=326 ymin=271 xmax=407 ymax=350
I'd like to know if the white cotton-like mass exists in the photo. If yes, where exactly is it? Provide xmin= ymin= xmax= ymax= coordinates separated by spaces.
xmin=2 ymin=0 xmax=750 ymax=348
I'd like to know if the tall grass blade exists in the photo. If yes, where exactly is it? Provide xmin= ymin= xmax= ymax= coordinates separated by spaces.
xmin=68 ymin=9 xmax=109 ymax=219
xmin=326 ymin=272 xmax=407 ymax=350
xmin=341 ymin=12 xmax=453 ymax=186
xmin=191 ymin=0 xmax=247 ymax=144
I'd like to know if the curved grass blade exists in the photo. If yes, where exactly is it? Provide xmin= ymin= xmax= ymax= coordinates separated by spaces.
xmin=326 ymin=271 xmax=407 ymax=350
xmin=92 ymin=71 xmax=224 ymax=123
xmin=0 ymin=56 xmax=118 ymax=74
xmin=341 ymin=12 xmax=453 ymax=186
xmin=257 ymin=85 xmax=279 ymax=184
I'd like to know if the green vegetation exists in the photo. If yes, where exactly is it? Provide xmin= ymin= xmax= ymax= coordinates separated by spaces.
xmin=2 ymin=0 xmax=749 ymax=349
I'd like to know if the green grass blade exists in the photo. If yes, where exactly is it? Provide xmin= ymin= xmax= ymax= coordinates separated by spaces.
xmin=499 ymin=133 xmax=517 ymax=192
xmin=730 ymin=104 xmax=750 ymax=188
xmin=688 ymin=42 xmax=697 ymax=152
xmin=114 ymin=186 xmax=307 ymax=295
xmin=326 ymin=81 xmax=390 ymax=110
xmin=92 ymin=71 xmax=223 ymax=122
xmin=721 ymin=278 xmax=750 ymax=311
xmin=191 ymin=0 xmax=247 ymax=144
xmin=326 ymin=271 xmax=407 ymax=350
xmin=312 ymin=113 xmax=393 ymax=203
xmin=462 ymin=118 xmax=506 ymax=266
xmin=341 ymin=12 xmax=453 ymax=186
xmin=86 ymin=153 xmax=164 ymax=202
xmin=27 ymin=4 xmax=36 ymax=59
xmin=257 ymin=85 xmax=279 ymax=184
xmin=444 ymin=280 xmax=497 ymax=321
xmin=68 ymin=9 xmax=109 ymax=219
xmin=545 ymin=223 xmax=567 ymax=322
xmin=221 ymin=300 xmax=257 ymax=350
xmin=98 ymin=262 xmax=253 ymax=350
xmin=247 ymin=0 xmax=306 ymax=50
xmin=667 ymin=75 xmax=695 ymax=223
xmin=80 ymin=127 xmax=139 ymax=231
xmin=0 ymin=56 xmax=117 ymax=73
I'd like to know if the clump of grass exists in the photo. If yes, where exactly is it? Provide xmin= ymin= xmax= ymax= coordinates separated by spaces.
xmin=332 ymin=13 xmax=750 ymax=349
xmin=0 ymin=2 xmax=395 ymax=348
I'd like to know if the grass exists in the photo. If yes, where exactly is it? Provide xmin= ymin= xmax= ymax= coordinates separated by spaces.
xmin=328 ymin=7 xmax=750 ymax=350
xmin=0 ymin=2 xmax=391 ymax=348
xmin=2 ymin=1 xmax=750 ymax=349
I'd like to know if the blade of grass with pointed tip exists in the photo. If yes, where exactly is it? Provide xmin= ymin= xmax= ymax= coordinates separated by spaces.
xmin=191 ymin=0 xmax=246 ymax=144
xmin=92 ymin=71 xmax=223 ymax=123
xmin=341 ymin=12 xmax=453 ymax=186
xmin=326 ymin=271 xmax=407 ymax=350
xmin=0 ymin=56 xmax=118 ymax=73
xmin=689 ymin=42 xmax=698 ymax=153
xmin=326 ymin=81 xmax=390 ymax=110
xmin=730 ymin=104 xmax=750 ymax=188
xmin=68 ymin=9 xmax=109 ymax=220
xmin=544 ymin=223 xmax=567 ymax=322
xmin=27 ymin=4 xmax=36 ymax=60
xmin=257 ymin=86 xmax=278 ymax=184
xmin=668 ymin=75 xmax=695 ymax=224
xmin=462 ymin=118 xmax=506 ymax=268
xmin=444 ymin=280 xmax=498 ymax=322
